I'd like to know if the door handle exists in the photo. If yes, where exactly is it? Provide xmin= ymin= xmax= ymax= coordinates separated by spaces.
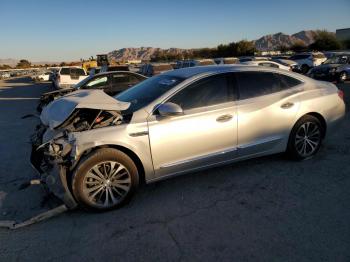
xmin=216 ymin=114 xmax=233 ymax=122
xmin=281 ymin=102 xmax=294 ymax=109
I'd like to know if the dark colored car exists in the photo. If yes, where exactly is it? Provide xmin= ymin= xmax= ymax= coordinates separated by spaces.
xmin=308 ymin=54 xmax=350 ymax=82
xmin=37 ymin=71 xmax=147 ymax=112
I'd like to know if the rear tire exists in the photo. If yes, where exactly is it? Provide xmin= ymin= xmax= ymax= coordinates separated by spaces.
xmin=72 ymin=148 xmax=139 ymax=211
xmin=287 ymin=115 xmax=324 ymax=160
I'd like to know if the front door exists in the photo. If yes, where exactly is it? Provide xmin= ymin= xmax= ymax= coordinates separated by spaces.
xmin=147 ymin=73 xmax=238 ymax=178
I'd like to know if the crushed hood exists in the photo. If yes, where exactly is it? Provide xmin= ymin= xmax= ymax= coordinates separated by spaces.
xmin=42 ymin=88 xmax=74 ymax=97
xmin=40 ymin=89 xmax=130 ymax=129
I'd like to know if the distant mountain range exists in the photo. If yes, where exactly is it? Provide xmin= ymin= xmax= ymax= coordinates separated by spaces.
xmin=253 ymin=30 xmax=318 ymax=51
xmin=0 ymin=30 xmax=325 ymax=65
xmin=107 ymin=30 xmax=320 ymax=61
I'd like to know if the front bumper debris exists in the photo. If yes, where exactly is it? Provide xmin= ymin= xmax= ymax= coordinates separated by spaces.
xmin=30 ymin=125 xmax=77 ymax=209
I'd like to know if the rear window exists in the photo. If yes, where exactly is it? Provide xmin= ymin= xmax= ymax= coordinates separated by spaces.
xmin=236 ymin=72 xmax=301 ymax=100
xmin=60 ymin=68 xmax=70 ymax=75
xmin=70 ymin=68 xmax=86 ymax=76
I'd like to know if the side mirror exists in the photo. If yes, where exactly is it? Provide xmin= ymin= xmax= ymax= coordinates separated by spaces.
xmin=157 ymin=102 xmax=183 ymax=117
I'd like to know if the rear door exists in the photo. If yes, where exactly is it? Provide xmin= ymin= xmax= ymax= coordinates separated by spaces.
xmin=234 ymin=71 xmax=303 ymax=157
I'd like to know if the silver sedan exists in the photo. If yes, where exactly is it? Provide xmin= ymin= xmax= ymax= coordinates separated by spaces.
xmin=32 ymin=65 xmax=346 ymax=210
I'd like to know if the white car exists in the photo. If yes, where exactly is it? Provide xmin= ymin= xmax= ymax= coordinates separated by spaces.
xmin=289 ymin=52 xmax=327 ymax=74
xmin=54 ymin=67 xmax=88 ymax=89
xmin=241 ymin=60 xmax=291 ymax=71
xmin=37 ymin=72 xmax=51 ymax=81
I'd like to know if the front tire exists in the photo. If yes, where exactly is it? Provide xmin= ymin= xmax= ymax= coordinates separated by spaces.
xmin=72 ymin=148 xmax=139 ymax=211
xmin=287 ymin=115 xmax=324 ymax=160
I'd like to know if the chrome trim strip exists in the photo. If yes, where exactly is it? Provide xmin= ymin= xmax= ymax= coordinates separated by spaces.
xmin=160 ymin=147 xmax=237 ymax=169
xmin=238 ymin=136 xmax=283 ymax=149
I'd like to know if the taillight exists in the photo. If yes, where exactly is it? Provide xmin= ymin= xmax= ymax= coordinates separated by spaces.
xmin=57 ymin=75 xmax=60 ymax=82
xmin=338 ymin=89 xmax=344 ymax=100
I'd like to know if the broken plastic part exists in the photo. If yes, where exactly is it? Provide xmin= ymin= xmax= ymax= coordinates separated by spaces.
xmin=0 ymin=205 xmax=68 ymax=229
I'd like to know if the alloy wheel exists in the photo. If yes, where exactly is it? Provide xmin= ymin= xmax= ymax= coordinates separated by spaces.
xmin=82 ymin=161 xmax=131 ymax=208
xmin=294 ymin=122 xmax=321 ymax=157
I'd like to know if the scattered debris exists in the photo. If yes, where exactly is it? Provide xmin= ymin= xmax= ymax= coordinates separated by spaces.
xmin=0 ymin=204 xmax=68 ymax=229
xmin=21 ymin=114 xmax=39 ymax=119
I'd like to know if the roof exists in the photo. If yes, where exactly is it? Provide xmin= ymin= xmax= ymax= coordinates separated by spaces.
xmin=163 ymin=64 xmax=308 ymax=81
xmin=163 ymin=65 xmax=249 ymax=78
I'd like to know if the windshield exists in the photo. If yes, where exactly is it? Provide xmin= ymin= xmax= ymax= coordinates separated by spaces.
xmin=74 ymin=75 xmax=93 ymax=89
xmin=115 ymin=74 xmax=185 ymax=113
xmin=324 ymin=55 xmax=349 ymax=65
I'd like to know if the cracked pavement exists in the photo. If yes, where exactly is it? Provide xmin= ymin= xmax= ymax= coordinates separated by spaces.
xmin=0 ymin=77 xmax=349 ymax=262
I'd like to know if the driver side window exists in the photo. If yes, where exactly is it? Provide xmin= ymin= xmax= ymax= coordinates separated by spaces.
xmin=168 ymin=73 xmax=234 ymax=111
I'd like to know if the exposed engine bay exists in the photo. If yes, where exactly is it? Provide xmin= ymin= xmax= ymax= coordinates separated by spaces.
xmin=30 ymin=107 xmax=128 ymax=208
xmin=57 ymin=108 xmax=124 ymax=132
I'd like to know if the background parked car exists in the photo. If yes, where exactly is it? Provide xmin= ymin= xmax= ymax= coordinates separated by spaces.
xmin=289 ymin=52 xmax=327 ymax=74
xmin=239 ymin=56 xmax=268 ymax=63
xmin=214 ymin=57 xmax=239 ymax=65
xmin=37 ymin=71 xmax=147 ymax=111
xmin=271 ymin=58 xmax=298 ymax=71
xmin=308 ymin=53 xmax=350 ymax=82
xmin=140 ymin=63 xmax=173 ymax=77
xmin=175 ymin=59 xmax=216 ymax=69
xmin=241 ymin=60 xmax=292 ymax=71
xmin=54 ymin=67 xmax=88 ymax=89
xmin=37 ymin=72 xmax=51 ymax=81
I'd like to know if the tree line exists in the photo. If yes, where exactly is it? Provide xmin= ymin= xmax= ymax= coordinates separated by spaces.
xmin=151 ymin=30 xmax=349 ymax=62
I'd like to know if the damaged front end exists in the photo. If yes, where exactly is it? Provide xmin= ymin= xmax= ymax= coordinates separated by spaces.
xmin=30 ymin=107 xmax=127 ymax=209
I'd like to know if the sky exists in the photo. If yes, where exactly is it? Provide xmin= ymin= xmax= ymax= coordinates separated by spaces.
xmin=0 ymin=0 xmax=349 ymax=61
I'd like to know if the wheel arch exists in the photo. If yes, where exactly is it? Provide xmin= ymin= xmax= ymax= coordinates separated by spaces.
xmin=293 ymin=112 xmax=327 ymax=138
xmin=72 ymin=144 xmax=146 ymax=184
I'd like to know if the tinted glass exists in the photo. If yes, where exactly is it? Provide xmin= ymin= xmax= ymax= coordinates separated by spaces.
xmin=70 ymin=68 xmax=86 ymax=75
xmin=258 ymin=62 xmax=279 ymax=68
xmin=277 ymin=74 xmax=302 ymax=88
xmin=112 ymin=73 xmax=130 ymax=83
xmin=169 ymin=74 xmax=233 ymax=111
xmin=116 ymin=75 xmax=184 ymax=113
xmin=236 ymin=72 xmax=299 ymax=100
xmin=60 ymin=68 xmax=70 ymax=75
